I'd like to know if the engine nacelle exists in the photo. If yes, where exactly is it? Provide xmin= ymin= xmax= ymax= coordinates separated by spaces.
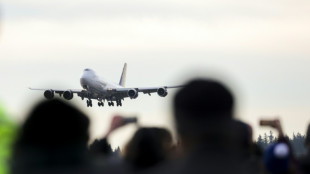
xmin=44 ymin=90 xmax=54 ymax=99
xmin=157 ymin=88 xmax=168 ymax=97
xmin=63 ymin=90 xmax=74 ymax=100
xmin=128 ymin=89 xmax=138 ymax=99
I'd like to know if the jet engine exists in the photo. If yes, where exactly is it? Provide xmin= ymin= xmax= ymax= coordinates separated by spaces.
xmin=44 ymin=90 xmax=54 ymax=99
xmin=128 ymin=89 xmax=138 ymax=99
xmin=157 ymin=88 xmax=168 ymax=97
xmin=63 ymin=90 xmax=74 ymax=100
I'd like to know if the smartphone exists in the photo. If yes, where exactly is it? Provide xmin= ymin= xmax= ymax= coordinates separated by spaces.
xmin=259 ymin=119 xmax=277 ymax=126
xmin=122 ymin=117 xmax=138 ymax=125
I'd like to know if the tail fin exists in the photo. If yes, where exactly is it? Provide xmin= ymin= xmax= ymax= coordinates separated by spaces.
xmin=119 ymin=63 xmax=127 ymax=87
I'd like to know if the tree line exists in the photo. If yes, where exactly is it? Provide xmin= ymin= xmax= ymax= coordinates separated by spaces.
xmin=256 ymin=131 xmax=307 ymax=157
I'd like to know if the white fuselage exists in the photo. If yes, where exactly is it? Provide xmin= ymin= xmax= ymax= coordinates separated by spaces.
xmin=80 ymin=68 xmax=123 ymax=95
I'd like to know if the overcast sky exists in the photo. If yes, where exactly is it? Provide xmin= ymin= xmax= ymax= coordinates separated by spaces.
xmin=1 ymin=0 xmax=310 ymax=148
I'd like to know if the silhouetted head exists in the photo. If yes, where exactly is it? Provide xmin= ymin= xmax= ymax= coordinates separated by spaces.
xmin=173 ymin=78 xmax=234 ymax=136
xmin=12 ymin=99 xmax=90 ymax=173
xmin=17 ymin=99 xmax=89 ymax=148
xmin=230 ymin=120 xmax=253 ymax=152
xmin=264 ymin=143 xmax=290 ymax=174
xmin=124 ymin=127 xmax=173 ymax=171
xmin=231 ymin=121 xmax=265 ymax=160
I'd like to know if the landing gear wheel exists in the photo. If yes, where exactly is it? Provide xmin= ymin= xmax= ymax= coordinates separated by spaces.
xmin=98 ymin=102 xmax=104 ymax=107
xmin=87 ymin=99 xmax=92 ymax=107
xmin=116 ymin=100 xmax=122 ymax=107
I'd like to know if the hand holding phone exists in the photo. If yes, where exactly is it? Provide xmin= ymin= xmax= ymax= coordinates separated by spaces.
xmin=122 ymin=117 xmax=138 ymax=125
xmin=105 ymin=115 xmax=138 ymax=137
xmin=259 ymin=119 xmax=284 ymax=138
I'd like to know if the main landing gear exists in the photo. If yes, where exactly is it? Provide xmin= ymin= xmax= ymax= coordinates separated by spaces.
xmin=86 ymin=99 xmax=92 ymax=107
xmin=86 ymin=99 xmax=122 ymax=107
xmin=98 ymin=101 xmax=104 ymax=107
xmin=116 ymin=100 xmax=122 ymax=107
xmin=108 ymin=102 xmax=114 ymax=107
xmin=107 ymin=100 xmax=122 ymax=107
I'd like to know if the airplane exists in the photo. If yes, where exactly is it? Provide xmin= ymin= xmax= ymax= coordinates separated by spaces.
xmin=29 ymin=63 xmax=182 ymax=107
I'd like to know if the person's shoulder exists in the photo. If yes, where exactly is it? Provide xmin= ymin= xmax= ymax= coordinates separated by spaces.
xmin=141 ymin=160 xmax=183 ymax=174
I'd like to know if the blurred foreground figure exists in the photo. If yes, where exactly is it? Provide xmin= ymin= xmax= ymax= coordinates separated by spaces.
xmin=0 ymin=102 xmax=17 ymax=174
xmin=264 ymin=143 xmax=291 ymax=174
xmin=153 ymin=78 xmax=260 ymax=174
xmin=96 ymin=116 xmax=173 ymax=174
xmin=11 ymin=99 xmax=92 ymax=174
xmin=298 ymin=124 xmax=310 ymax=174
xmin=261 ymin=119 xmax=301 ymax=174
xmin=124 ymin=127 xmax=173 ymax=171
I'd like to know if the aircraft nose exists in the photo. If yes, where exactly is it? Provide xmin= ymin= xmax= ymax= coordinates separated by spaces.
xmin=80 ymin=78 xmax=88 ymax=89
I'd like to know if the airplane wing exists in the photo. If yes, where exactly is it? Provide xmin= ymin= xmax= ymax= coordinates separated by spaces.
xmin=29 ymin=87 xmax=82 ymax=94
xmin=29 ymin=85 xmax=183 ymax=107
xmin=114 ymin=85 xmax=183 ymax=98
xmin=137 ymin=85 xmax=183 ymax=94
xmin=29 ymin=87 xmax=86 ymax=99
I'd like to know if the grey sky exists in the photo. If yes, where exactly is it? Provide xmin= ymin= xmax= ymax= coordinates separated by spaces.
xmin=1 ymin=0 xmax=310 ymax=148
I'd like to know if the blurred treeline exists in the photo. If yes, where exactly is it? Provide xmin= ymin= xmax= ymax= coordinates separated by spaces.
xmin=256 ymin=131 xmax=307 ymax=157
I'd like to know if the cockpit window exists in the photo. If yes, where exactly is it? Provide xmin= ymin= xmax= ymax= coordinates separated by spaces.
xmin=84 ymin=68 xmax=90 ymax=71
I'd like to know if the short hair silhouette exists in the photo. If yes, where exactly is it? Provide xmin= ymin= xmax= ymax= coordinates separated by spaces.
xmin=124 ymin=127 xmax=173 ymax=171
xmin=173 ymin=78 xmax=234 ymax=135
xmin=11 ymin=99 xmax=90 ymax=173
xmin=17 ymin=99 xmax=89 ymax=147
xmin=232 ymin=120 xmax=253 ymax=149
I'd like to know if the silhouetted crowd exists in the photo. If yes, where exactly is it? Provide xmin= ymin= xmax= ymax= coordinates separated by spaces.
xmin=6 ymin=78 xmax=310 ymax=174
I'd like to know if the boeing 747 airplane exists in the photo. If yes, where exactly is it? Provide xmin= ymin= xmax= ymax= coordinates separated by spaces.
xmin=29 ymin=63 xmax=182 ymax=107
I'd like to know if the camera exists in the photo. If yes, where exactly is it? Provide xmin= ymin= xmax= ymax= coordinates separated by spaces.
xmin=259 ymin=120 xmax=276 ymax=126
xmin=122 ymin=117 xmax=138 ymax=125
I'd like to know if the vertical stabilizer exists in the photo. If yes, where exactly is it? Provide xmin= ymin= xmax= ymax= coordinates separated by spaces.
xmin=119 ymin=63 xmax=127 ymax=87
